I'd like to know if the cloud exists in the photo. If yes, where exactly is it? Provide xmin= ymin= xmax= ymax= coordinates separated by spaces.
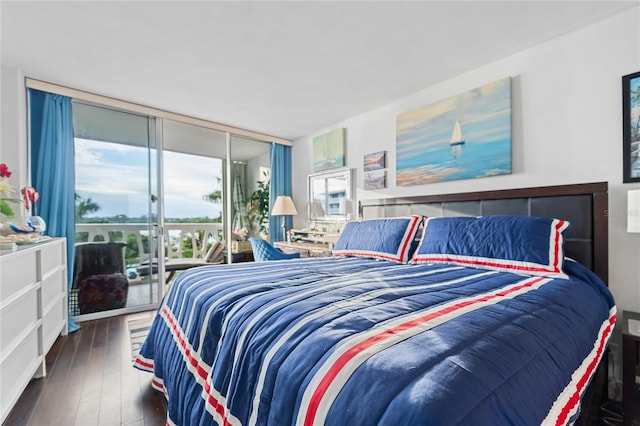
xmin=76 ymin=139 xmax=224 ymax=218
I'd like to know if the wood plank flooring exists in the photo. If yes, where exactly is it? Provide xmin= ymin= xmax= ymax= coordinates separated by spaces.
xmin=4 ymin=312 xmax=165 ymax=426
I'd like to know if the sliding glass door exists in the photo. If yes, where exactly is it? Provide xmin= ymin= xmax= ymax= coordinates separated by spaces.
xmin=72 ymin=102 xmax=163 ymax=318
xmin=229 ymin=136 xmax=271 ymax=261
xmin=161 ymin=119 xmax=225 ymax=268
xmin=69 ymin=104 xmax=274 ymax=321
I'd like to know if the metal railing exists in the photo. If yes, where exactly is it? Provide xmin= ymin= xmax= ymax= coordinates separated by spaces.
xmin=75 ymin=222 xmax=223 ymax=264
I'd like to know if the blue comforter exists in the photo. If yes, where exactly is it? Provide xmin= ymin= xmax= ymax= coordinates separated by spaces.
xmin=135 ymin=256 xmax=615 ymax=426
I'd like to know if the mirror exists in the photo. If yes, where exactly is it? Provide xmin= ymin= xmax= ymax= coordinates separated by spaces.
xmin=308 ymin=168 xmax=355 ymax=222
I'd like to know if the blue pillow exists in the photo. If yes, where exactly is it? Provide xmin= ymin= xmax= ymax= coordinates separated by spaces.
xmin=333 ymin=215 xmax=422 ymax=263
xmin=410 ymin=215 xmax=570 ymax=278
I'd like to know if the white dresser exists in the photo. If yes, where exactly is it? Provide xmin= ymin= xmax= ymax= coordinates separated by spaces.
xmin=0 ymin=238 xmax=68 ymax=423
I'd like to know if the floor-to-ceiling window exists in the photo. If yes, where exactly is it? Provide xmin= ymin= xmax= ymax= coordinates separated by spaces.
xmin=68 ymin=103 xmax=273 ymax=320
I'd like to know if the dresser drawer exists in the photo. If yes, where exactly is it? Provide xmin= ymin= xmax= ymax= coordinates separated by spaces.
xmin=0 ymin=251 xmax=38 ymax=301
xmin=42 ymin=267 xmax=65 ymax=311
xmin=42 ymin=297 xmax=65 ymax=354
xmin=0 ymin=287 xmax=39 ymax=351
xmin=40 ymin=239 xmax=64 ymax=275
xmin=0 ymin=325 xmax=40 ymax=416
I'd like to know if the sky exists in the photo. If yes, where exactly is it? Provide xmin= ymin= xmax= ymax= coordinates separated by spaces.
xmin=75 ymin=138 xmax=223 ymax=219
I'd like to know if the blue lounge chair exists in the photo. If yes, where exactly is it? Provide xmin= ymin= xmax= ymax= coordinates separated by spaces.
xmin=249 ymin=237 xmax=301 ymax=262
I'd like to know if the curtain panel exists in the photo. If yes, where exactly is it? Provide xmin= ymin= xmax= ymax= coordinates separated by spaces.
xmin=29 ymin=89 xmax=80 ymax=333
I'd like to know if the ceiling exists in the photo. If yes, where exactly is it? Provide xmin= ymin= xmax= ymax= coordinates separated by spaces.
xmin=1 ymin=1 xmax=637 ymax=142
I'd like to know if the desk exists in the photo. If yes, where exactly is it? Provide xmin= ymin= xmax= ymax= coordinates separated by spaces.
xmin=623 ymin=310 xmax=640 ymax=425
xmin=274 ymin=241 xmax=332 ymax=257
xmin=224 ymin=250 xmax=254 ymax=263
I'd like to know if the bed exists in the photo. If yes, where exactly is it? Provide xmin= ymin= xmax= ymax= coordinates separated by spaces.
xmin=135 ymin=182 xmax=615 ymax=425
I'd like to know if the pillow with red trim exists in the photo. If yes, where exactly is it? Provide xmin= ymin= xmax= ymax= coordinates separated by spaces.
xmin=410 ymin=215 xmax=570 ymax=278
xmin=332 ymin=215 xmax=422 ymax=263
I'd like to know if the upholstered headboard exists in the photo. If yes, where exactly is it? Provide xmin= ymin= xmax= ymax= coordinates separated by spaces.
xmin=359 ymin=182 xmax=609 ymax=284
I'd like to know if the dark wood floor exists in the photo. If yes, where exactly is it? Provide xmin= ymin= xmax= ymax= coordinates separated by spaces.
xmin=4 ymin=311 xmax=166 ymax=426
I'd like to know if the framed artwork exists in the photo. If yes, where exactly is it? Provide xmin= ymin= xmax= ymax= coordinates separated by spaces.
xmin=623 ymin=71 xmax=640 ymax=183
xmin=364 ymin=150 xmax=386 ymax=171
xmin=364 ymin=170 xmax=386 ymax=190
xmin=313 ymin=128 xmax=345 ymax=172
xmin=396 ymin=77 xmax=512 ymax=186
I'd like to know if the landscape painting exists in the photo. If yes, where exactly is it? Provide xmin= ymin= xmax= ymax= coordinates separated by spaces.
xmin=364 ymin=150 xmax=386 ymax=171
xmin=623 ymin=71 xmax=640 ymax=183
xmin=313 ymin=128 xmax=345 ymax=172
xmin=396 ymin=77 xmax=511 ymax=186
xmin=364 ymin=169 xmax=386 ymax=190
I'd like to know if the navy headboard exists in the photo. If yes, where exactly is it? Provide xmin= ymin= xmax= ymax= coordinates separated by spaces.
xmin=359 ymin=182 xmax=609 ymax=285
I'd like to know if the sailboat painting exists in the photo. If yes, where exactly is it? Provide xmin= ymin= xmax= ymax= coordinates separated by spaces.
xmin=449 ymin=120 xmax=465 ymax=160
xmin=396 ymin=77 xmax=511 ymax=186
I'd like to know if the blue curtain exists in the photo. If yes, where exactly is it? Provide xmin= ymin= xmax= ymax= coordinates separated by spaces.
xmin=29 ymin=89 xmax=80 ymax=333
xmin=269 ymin=143 xmax=292 ymax=243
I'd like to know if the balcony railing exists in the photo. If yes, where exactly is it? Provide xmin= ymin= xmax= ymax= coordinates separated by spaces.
xmin=75 ymin=222 xmax=223 ymax=264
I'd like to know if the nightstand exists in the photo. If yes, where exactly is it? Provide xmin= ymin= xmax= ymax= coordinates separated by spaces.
xmin=622 ymin=310 xmax=640 ymax=425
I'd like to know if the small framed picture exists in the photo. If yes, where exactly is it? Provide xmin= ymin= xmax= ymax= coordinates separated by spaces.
xmin=364 ymin=170 xmax=386 ymax=190
xmin=363 ymin=151 xmax=386 ymax=171
xmin=623 ymin=71 xmax=640 ymax=183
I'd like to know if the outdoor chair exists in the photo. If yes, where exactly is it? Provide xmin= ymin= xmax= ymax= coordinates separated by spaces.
xmin=72 ymin=241 xmax=129 ymax=314
xmin=136 ymin=240 xmax=225 ymax=283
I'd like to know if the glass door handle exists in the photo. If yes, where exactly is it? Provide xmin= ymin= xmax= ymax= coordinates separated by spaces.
xmin=152 ymin=223 xmax=164 ymax=239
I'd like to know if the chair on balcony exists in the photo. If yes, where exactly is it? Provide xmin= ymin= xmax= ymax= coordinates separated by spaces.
xmin=249 ymin=237 xmax=300 ymax=262
xmin=72 ymin=242 xmax=129 ymax=315
xmin=137 ymin=240 xmax=226 ymax=283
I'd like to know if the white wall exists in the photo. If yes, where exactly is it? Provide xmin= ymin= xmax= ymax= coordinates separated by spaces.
xmin=292 ymin=8 xmax=640 ymax=315
xmin=1 ymin=65 xmax=27 ymax=189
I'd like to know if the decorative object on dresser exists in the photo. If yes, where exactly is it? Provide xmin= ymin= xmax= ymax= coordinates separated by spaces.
xmin=622 ymin=71 xmax=640 ymax=183
xmin=271 ymin=195 xmax=298 ymax=242
xmin=0 ymin=238 xmax=68 ymax=424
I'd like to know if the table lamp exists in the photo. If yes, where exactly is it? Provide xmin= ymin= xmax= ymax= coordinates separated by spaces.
xmin=310 ymin=200 xmax=326 ymax=219
xmin=272 ymin=195 xmax=298 ymax=241
xmin=339 ymin=198 xmax=353 ymax=221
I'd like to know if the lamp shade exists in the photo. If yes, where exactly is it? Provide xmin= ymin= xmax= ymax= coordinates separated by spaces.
xmin=310 ymin=200 xmax=325 ymax=218
xmin=338 ymin=198 xmax=353 ymax=215
xmin=629 ymin=189 xmax=640 ymax=233
xmin=272 ymin=196 xmax=298 ymax=216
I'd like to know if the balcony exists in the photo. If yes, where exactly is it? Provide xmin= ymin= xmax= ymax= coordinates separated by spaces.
xmin=72 ymin=223 xmax=223 ymax=315
xmin=76 ymin=222 xmax=223 ymax=265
